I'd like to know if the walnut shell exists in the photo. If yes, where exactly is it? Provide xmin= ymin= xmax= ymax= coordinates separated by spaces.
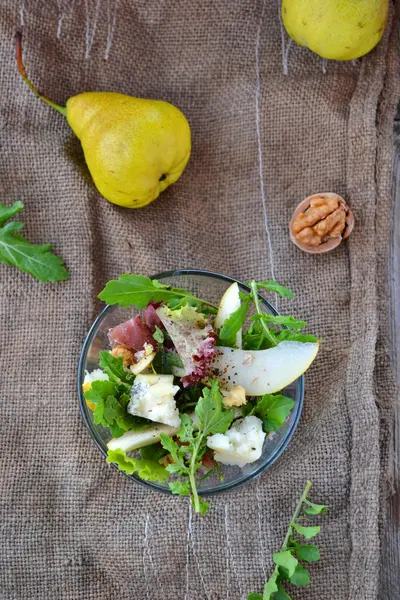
xmin=289 ymin=192 xmax=354 ymax=254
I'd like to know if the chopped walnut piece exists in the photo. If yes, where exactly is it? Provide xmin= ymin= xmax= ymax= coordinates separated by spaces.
xmin=222 ymin=386 xmax=247 ymax=408
xmin=160 ymin=453 xmax=175 ymax=467
xmin=110 ymin=345 xmax=135 ymax=367
xmin=289 ymin=193 xmax=354 ymax=254
xmin=130 ymin=350 xmax=156 ymax=375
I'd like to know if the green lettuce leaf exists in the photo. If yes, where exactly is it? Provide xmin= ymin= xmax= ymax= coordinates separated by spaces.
xmin=106 ymin=449 xmax=169 ymax=482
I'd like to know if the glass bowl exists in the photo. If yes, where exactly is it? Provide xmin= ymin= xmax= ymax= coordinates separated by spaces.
xmin=78 ymin=269 xmax=304 ymax=496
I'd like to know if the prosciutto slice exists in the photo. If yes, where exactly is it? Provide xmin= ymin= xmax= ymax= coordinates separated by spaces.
xmin=108 ymin=315 xmax=157 ymax=351
xmin=143 ymin=302 xmax=164 ymax=332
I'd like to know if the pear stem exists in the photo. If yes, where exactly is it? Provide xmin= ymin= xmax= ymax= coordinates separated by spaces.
xmin=15 ymin=31 xmax=67 ymax=117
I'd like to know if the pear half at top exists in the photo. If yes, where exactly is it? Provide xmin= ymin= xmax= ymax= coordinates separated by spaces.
xmin=15 ymin=32 xmax=191 ymax=209
xmin=212 ymin=341 xmax=319 ymax=396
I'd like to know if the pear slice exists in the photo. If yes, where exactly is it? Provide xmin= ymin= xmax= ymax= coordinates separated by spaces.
xmin=211 ymin=341 xmax=319 ymax=396
xmin=107 ymin=424 xmax=179 ymax=453
xmin=215 ymin=282 xmax=242 ymax=348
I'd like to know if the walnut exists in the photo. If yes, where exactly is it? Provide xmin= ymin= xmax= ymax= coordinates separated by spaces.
xmin=160 ymin=454 xmax=175 ymax=467
xmin=222 ymin=386 xmax=247 ymax=408
xmin=110 ymin=345 xmax=135 ymax=367
xmin=289 ymin=193 xmax=354 ymax=254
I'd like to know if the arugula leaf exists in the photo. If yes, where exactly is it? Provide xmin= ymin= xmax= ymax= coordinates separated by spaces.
xmin=219 ymin=296 xmax=251 ymax=345
xmin=292 ymin=524 xmax=320 ymax=539
xmin=169 ymin=481 xmax=191 ymax=496
xmin=263 ymin=572 xmax=279 ymax=599
xmin=252 ymin=314 xmax=307 ymax=332
xmin=195 ymin=380 xmax=234 ymax=436
xmin=276 ymin=330 xmax=319 ymax=343
xmin=159 ymin=433 xmax=181 ymax=460
xmin=303 ymin=500 xmax=328 ymax=515
xmin=274 ymin=585 xmax=292 ymax=599
xmin=152 ymin=350 xmax=184 ymax=375
xmin=245 ymin=280 xmax=318 ymax=351
xmin=0 ymin=201 xmax=69 ymax=283
xmin=161 ymin=422 xmax=192 ymax=479
xmin=0 ymin=200 xmax=23 ymax=226
xmin=160 ymin=381 xmax=233 ymax=514
xmin=187 ymin=382 xmax=233 ymax=512
xmin=178 ymin=412 xmax=196 ymax=442
xmin=85 ymin=378 xmax=116 ymax=400
xmin=175 ymin=384 xmax=203 ymax=412
xmin=246 ymin=481 xmax=327 ymax=600
xmin=252 ymin=394 xmax=295 ymax=432
xmin=254 ymin=280 xmax=295 ymax=299
xmin=198 ymin=498 xmax=210 ymax=515
xmin=84 ymin=380 xmax=147 ymax=437
xmin=153 ymin=326 xmax=165 ymax=344
xmin=139 ymin=443 xmax=168 ymax=462
xmin=98 ymin=274 xmax=215 ymax=310
xmin=94 ymin=399 xmax=124 ymax=437
xmin=99 ymin=351 xmax=134 ymax=385
xmin=289 ymin=564 xmax=310 ymax=587
xmin=248 ymin=281 xmax=279 ymax=347
xmin=293 ymin=545 xmax=320 ymax=563
xmin=159 ymin=434 xmax=189 ymax=478
xmin=273 ymin=551 xmax=298 ymax=577
xmin=106 ymin=449 xmax=169 ymax=482
xmin=242 ymin=320 xmax=275 ymax=351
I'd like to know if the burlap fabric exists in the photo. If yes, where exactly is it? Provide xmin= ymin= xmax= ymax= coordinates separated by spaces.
xmin=1 ymin=1 xmax=399 ymax=598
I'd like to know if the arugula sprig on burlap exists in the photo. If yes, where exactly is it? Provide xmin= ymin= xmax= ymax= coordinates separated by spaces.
xmin=0 ymin=201 xmax=69 ymax=283
xmin=248 ymin=481 xmax=327 ymax=600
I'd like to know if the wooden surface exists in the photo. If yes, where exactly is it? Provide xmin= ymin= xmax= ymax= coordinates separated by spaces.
xmin=382 ymin=117 xmax=400 ymax=599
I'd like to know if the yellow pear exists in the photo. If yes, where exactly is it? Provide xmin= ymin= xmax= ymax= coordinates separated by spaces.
xmin=282 ymin=0 xmax=389 ymax=61
xmin=15 ymin=32 xmax=191 ymax=209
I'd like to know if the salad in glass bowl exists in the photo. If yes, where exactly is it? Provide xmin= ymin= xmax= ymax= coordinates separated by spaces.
xmin=78 ymin=270 xmax=319 ymax=514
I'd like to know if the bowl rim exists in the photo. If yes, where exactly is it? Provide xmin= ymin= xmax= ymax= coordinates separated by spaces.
xmin=78 ymin=268 xmax=304 ymax=496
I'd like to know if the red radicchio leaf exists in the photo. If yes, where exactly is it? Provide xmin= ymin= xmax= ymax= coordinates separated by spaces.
xmin=156 ymin=305 xmax=217 ymax=386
